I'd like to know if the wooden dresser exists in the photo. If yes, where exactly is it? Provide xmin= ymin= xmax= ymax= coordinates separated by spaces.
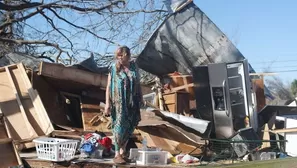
xmin=162 ymin=91 xmax=190 ymax=116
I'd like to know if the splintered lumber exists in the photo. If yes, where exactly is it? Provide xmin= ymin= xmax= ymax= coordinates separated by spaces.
xmin=0 ymin=138 xmax=22 ymax=167
xmin=38 ymin=61 xmax=108 ymax=88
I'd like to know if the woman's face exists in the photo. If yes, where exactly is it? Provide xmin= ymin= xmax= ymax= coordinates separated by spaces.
xmin=116 ymin=49 xmax=129 ymax=65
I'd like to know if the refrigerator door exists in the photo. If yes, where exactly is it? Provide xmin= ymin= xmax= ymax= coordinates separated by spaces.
xmin=192 ymin=66 xmax=213 ymax=121
xmin=227 ymin=60 xmax=258 ymax=132
xmin=208 ymin=63 xmax=234 ymax=139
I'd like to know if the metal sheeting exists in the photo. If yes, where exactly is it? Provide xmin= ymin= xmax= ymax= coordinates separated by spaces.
xmin=136 ymin=2 xmax=248 ymax=76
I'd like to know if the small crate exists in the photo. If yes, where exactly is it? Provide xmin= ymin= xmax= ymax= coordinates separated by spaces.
xmin=136 ymin=151 xmax=168 ymax=165
xmin=129 ymin=148 xmax=156 ymax=162
xmin=33 ymin=137 xmax=79 ymax=162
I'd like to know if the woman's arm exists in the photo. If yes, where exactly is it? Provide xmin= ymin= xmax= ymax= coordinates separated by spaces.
xmin=135 ymin=64 xmax=144 ymax=106
xmin=104 ymin=73 xmax=111 ymax=115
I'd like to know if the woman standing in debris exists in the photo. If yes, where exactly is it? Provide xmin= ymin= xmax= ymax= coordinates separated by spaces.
xmin=104 ymin=46 xmax=143 ymax=164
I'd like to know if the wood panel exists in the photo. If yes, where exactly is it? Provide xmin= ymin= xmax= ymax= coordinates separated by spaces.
xmin=163 ymin=91 xmax=190 ymax=115
xmin=11 ymin=67 xmax=45 ymax=136
xmin=0 ymin=64 xmax=54 ymax=149
xmin=38 ymin=61 xmax=108 ymax=88
xmin=168 ymin=74 xmax=195 ymax=100
xmin=0 ymin=66 xmax=35 ymax=148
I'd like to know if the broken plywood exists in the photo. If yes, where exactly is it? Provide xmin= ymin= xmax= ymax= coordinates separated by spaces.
xmin=137 ymin=110 xmax=207 ymax=155
xmin=0 ymin=64 xmax=54 ymax=149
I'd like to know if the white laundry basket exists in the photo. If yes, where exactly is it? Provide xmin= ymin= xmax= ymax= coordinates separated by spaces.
xmin=33 ymin=137 xmax=79 ymax=162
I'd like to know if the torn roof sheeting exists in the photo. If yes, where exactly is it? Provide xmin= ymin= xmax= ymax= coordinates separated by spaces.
xmin=136 ymin=1 xmax=273 ymax=99
xmin=136 ymin=2 xmax=249 ymax=75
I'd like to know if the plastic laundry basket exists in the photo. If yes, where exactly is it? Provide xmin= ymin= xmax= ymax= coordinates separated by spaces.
xmin=33 ymin=137 xmax=79 ymax=162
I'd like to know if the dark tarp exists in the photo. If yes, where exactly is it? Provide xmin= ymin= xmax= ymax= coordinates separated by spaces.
xmin=70 ymin=54 xmax=109 ymax=74
xmin=0 ymin=53 xmax=41 ymax=70
xmin=136 ymin=2 xmax=249 ymax=76
xmin=136 ymin=2 xmax=273 ymax=99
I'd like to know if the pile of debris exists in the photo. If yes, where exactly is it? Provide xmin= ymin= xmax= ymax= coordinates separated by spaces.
xmin=0 ymin=62 xmax=211 ymax=167
xmin=0 ymin=59 xmax=295 ymax=168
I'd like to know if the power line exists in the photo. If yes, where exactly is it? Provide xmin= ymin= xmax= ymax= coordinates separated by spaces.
xmin=253 ymin=65 xmax=297 ymax=69
xmin=258 ymin=69 xmax=297 ymax=73
xmin=250 ymin=60 xmax=297 ymax=64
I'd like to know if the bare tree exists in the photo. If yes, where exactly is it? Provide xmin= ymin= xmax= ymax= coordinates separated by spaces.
xmin=263 ymin=67 xmax=294 ymax=104
xmin=0 ymin=0 xmax=168 ymax=65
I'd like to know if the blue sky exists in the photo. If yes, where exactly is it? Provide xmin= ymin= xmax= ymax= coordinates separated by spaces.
xmin=193 ymin=0 xmax=297 ymax=83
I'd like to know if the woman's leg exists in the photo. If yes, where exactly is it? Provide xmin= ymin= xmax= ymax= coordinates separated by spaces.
xmin=119 ymin=140 xmax=129 ymax=155
xmin=113 ymin=134 xmax=126 ymax=164
xmin=113 ymin=134 xmax=121 ymax=157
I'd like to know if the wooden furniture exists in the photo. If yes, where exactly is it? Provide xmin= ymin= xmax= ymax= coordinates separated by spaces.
xmin=167 ymin=74 xmax=195 ymax=100
xmin=163 ymin=91 xmax=190 ymax=116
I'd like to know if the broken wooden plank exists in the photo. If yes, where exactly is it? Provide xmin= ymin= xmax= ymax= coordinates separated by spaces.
xmin=38 ymin=61 xmax=108 ymax=88
xmin=10 ymin=66 xmax=46 ymax=136
xmin=167 ymin=83 xmax=194 ymax=93
xmin=0 ymin=138 xmax=22 ymax=167
xmin=5 ymin=66 xmax=37 ymax=138
xmin=266 ymin=127 xmax=297 ymax=134
xmin=17 ymin=63 xmax=54 ymax=135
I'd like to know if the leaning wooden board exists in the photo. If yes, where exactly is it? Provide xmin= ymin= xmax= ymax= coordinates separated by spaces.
xmin=0 ymin=64 xmax=54 ymax=149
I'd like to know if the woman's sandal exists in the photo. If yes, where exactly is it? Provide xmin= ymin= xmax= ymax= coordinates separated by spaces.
xmin=113 ymin=155 xmax=126 ymax=164
xmin=121 ymin=154 xmax=132 ymax=163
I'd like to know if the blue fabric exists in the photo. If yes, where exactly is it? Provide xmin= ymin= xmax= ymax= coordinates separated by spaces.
xmin=81 ymin=142 xmax=94 ymax=154
xmin=109 ymin=60 xmax=141 ymax=151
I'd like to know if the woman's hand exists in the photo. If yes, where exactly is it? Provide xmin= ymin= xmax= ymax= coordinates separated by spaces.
xmin=104 ymin=103 xmax=111 ymax=116
xmin=140 ymin=99 xmax=146 ymax=108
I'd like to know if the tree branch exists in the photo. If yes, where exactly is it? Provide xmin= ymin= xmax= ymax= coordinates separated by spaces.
xmin=47 ymin=8 xmax=119 ymax=45
xmin=110 ymin=9 xmax=168 ymax=14
xmin=0 ymin=37 xmax=67 ymax=63
xmin=0 ymin=37 xmax=59 ymax=48
xmin=0 ymin=1 xmax=42 ymax=11
xmin=0 ymin=8 xmax=43 ymax=30
xmin=37 ymin=52 xmax=55 ymax=63
xmin=50 ymin=0 xmax=126 ymax=12
xmin=39 ymin=9 xmax=74 ymax=50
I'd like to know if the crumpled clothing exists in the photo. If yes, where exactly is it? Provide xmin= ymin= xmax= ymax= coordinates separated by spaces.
xmin=81 ymin=142 xmax=94 ymax=154
xmin=79 ymin=132 xmax=112 ymax=158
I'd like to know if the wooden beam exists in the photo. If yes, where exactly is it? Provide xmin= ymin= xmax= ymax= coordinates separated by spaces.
xmin=167 ymin=83 xmax=194 ymax=92
xmin=265 ymin=127 xmax=297 ymax=134
xmin=0 ymin=64 xmax=17 ymax=72
xmin=249 ymin=72 xmax=278 ymax=76
xmin=38 ymin=61 xmax=108 ymax=88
